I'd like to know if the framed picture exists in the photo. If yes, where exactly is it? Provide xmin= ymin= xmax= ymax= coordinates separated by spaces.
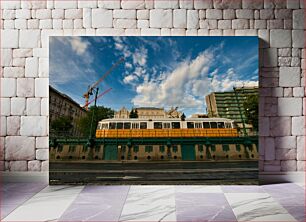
xmin=49 ymin=36 xmax=259 ymax=185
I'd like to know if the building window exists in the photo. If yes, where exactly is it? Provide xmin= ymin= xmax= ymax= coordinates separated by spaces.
xmin=140 ymin=122 xmax=147 ymax=129
xmin=124 ymin=122 xmax=131 ymax=129
xmin=68 ymin=145 xmax=76 ymax=152
xmin=236 ymin=144 xmax=241 ymax=152
xmin=117 ymin=122 xmax=123 ymax=129
xmin=57 ymin=144 xmax=63 ymax=152
xmin=217 ymin=122 xmax=225 ymax=128
xmin=211 ymin=145 xmax=216 ymax=152
xmin=145 ymin=145 xmax=153 ymax=153
xmin=187 ymin=122 xmax=194 ymax=128
xmin=95 ymin=146 xmax=101 ymax=152
xmin=172 ymin=122 xmax=180 ymax=129
xmin=172 ymin=145 xmax=178 ymax=153
xmin=82 ymin=146 xmax=88 ymax=152
xmin=154 ymin=122 xmax=162 ymax=129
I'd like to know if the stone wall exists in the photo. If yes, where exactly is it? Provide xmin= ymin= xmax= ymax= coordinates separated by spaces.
xmin=0 ymin=0 xmax=305 ymax=172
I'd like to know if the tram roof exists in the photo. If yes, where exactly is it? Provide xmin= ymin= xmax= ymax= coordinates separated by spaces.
xmin=99 ymin=117 xmax=235 ymax=122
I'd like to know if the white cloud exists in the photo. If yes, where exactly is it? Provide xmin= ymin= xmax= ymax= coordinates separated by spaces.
xmin=133 ymin=47 xmax=148 ymax=66
xmin=125 ymin=62 xmax=133 ymax=69
xmin=70 ymin=37 xmax=90 ymax=55
xmin=123 ymin=74 xmax=138 ymax=84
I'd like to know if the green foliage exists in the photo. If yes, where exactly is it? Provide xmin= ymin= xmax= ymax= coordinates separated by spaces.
xmin=77 ymin=106 xmax=114 ymax=138
xmin=243 ymin=94 xmax=258 ymax=131
xmin=129 ymin=108 xmax=138 ymax=118
xmin=50 ymin=116 xmax=73 ymax=135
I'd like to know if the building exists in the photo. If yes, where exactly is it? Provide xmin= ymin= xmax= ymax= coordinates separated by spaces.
xmin=114 ymin=107 xmax=183 ymax=119
xmin=191 ymin=114 xmax=209 ymax=118
xmin=49 ymin=85 xmax=87 ymax=137
xmin=205 ymin=87 xmax=258 ymax=133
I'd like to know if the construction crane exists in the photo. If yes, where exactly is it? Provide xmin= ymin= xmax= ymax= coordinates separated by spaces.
xmin=83 ymin=57 xmax=124 ymax=110
xmin=82 ymin=87 xmax=112 ymax=108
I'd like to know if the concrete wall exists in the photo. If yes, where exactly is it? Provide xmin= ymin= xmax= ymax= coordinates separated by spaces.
xmin=0 ymin=0 xmax=305 ymax=172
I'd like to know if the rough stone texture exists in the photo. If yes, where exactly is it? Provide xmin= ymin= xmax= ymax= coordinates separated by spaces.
xmin=5 ymin=136 xmax=35 ymax=160
xmin=0 ymin=0 xmax=304 ymax=173
xmin=36 ymin=149 xmax=48 ymax=160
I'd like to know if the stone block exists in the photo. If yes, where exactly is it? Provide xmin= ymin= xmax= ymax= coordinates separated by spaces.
xmin=223 ymin=9 xmax=235 ymax=19
xmin=12 ymin=58 xmax=25 ymax=67
xmin=150 ymin=9 xmax=172 ymax=28
xmin=20 ymin=116 xmax=48 ymax=137
xmin=114 ymin=19 xmax=137 ymax=28
xmin=259 ymin=117 xmax=269 ymax=136
xmin=281 ymin=160 xmax=297 ymax=171
xmin=141 ymin=28 xmax=161 ymax=36
xmin=15 ymin=19 xmax=28 ymax=29
xmin=171 ymin=28 xmax=186 ymax=36
xmin=1 ymin=30 xmax=19 ymax=48
xmin=293 ymin=87 xmax=304 ymax=97
xmin=1 ymin=117 xmax=6 ymax=137
xmin=137 ymin=10 xmax=149 ymax=19
xmin=186 ymin=29 xmax=198 ymax=36
xmin=41 ymin=98 xmax=49 ymax=116
xmin=53 ymin=19 xmax=63 ymax=29
xmin=36 ymin=137 xmax=49 ymax=149
xmin=263 ymin=48 xmax=277 ymax=67
xmin=78 ymin=0 xmax=97 ymax=8
xmin=4 ymin=20 xmax=15 ymax=29
xmin=25 ymin=57 xmax=38 ymax=77
xmin=7 ymin=116 xmax=20 ymax=136
xmin=297 ymin=136 xmax=305 ymax=161
xmin=213 ymin=0 xmax=241 ymax=9
xmin=267 ymin=20 xmax=284 ymax=29
xmin=236 ymin=9 xmax=254 ymax=19
xmin=98 ymin=0 xmax=120 ymax=9
xmin=5 ymin=136 xmax=35 ymax=160
xmin=41 ymin=160 xmax=49 ymax=171
xmin=278 ymin=57 xmax=291 ymax=67
xmin=1 ymin=49 xmax=12 ymax=67
xmin=270 ymin=29 xmax=291 ymax=48
xmin=11 ymin=98 xmax=26 ymax=115
xmin=287 ymin=0 xmax=300 ymax=8
xmin=275 ymin=9 xmax=292 ymax=19
xmin=54 ymin=1 xmax=77 ymax=9
xmin=278 ymin=48 xmax=291 ymax=57
xmin=206 ymin=9 xmax=222 ymax=19
xmin=264 ymin=137 xmax=275 ymax=160
xmin=258 ymin=29 xmax=269 ymax=48
xmin=283 ymin=87 xmax=293 ymax=97
xmin=161 ymin=28 xmax=171 ymax=36
xmin=39 ymin=58 xmax=49 ymax=77
xmin=26 ymin=98 xmax=41 ymax=116
xmin=179 ymin=0 xmax=193 ymax=8
xmin=232 ymin=19 xmax=249 ymax=29
xmin=1 ymin=1 xmax=20 ymax=9
xmin=35 ymin=9 xmax=51 ymax=19
xmin=16 ymin=78 xmax=34 ymax=97
xmin=114 ymin=9 xmax=136 ymax=19
xmin=21 ymin=0 xmax=46 ymax=9
xmin=19 ymin=30 xmax=41 ymax=48
xmin=292 ymin=116 xmax=305 ymax=136
xmin=200 ymin=20 xmax=217 ymax=29
xmin=187 ymin=10 xmax=199 ymax=29
xmin=137 ymin=20 xmax=149 ymax=28
xmin=15 ymin=9 xmax=31 ymax=19
xmin=276 ymin=149 xmax=297 ymax=160
xmin=96 ymin=28 xmax=125 ymax=36
xmin=218 ymin=20 xmax=232 ymax=29
xmin=35 ymin=78 xmax=49 ymax=98
xmin=279 ymin=67 xmax=300 ymax=87
xmin=195 ymin=0 xmax=213 ymax=9
xmin=28 ymin=160 xmax=41 ymax=171
xmin=242 ymin=0 xmax=263 ymax=9
xmin=52 ymin=9 xmax=64 ymax=18
xmin=1 ymin=78 xmax=16 ymax=98
xmin=9 ymin=161 xmax=27 ymax=171
xmin=3 ymin=9 xmax=16 ymax=19
xmin=65 ymin=9 xmax=82 ymax=19
xmin=39 ymin=19 xmax=52 ymax=29
xmin=1 ymin=98 xmax=11 ymax=116
xmin=125 ymin=28 xmax=141 ymax=36
xmin=275 ymin=136 xmax=297 ymax=149
xmin=83 ymin=8 xmax=91 ymax=28
xmin=173 ymin=9 xmax=187 ymax=28
xmin=297 ymin=161 xmax=305 ymax=171
xmin=292 ymin=30 xmax=305 ymax=48
xmin=278 ymin=98 xmax=302 ymax=116
xmin=293 ymin=9 xmax=305 ymax=29
xmin=264 ymin=164 xmax=281 ymax=172
xmin=13 ymin=49 xmax=32 ymax=58
xmin=3 ymin=67 xmax=24 ymax=78
xmin=154 ymin=0 xmax=178 ymax=9
xmin=92 ymin=9 xmax=113 ymax=28
xmin=36 ymin=149 xmax=48 ymax=161
xmin=270 ymin=117 xmax=291 ymax=136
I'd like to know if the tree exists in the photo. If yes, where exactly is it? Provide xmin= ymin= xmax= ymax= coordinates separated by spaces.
xmin=129 ymin=108 xmax=138 ymax=118
xmin=50 ymin=116 xmax=73 ymax=136
xmin=77 ymin=106 xmax=114 ymax=138
xmin=181 ymin=113 xmax=186 ymax=121
xmin=243 ymin=94 xmax=258 ymax=131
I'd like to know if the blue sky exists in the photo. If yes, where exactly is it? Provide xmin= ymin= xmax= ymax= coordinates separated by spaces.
xmin=50 ymin=36 xmax=258 ymax=117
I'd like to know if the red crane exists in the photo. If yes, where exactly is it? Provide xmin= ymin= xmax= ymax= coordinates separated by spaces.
xmin=83 ymin=57 xmax=124 ymax=110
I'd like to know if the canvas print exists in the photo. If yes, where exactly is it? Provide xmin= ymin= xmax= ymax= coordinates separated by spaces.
xmin=49 ymin=36 xmax=259 ymax=185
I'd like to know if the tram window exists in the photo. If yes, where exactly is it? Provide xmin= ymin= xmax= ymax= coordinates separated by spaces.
xmin=132 ymin=123 xmax=139 ymax=129
xmin=187 ymin=122 xmax=194 ymax=128
xmin=102 ymin=124 xmax=108 ymax=129
xmin=124 ymin=122 xmax=131 ymax=129
xmin=97 ymin=123 xmax=102 ymax=129
xmin=236 ymin=144 xmax=241 ymax=152
xmin=68 ymin=145 xmax=76 ymax=152
xmin=195 ymin=122 xmax=202 ymax=128
xmin=198 ymin=145 xmax=204 ymax=152
xmin=225 ymin=122 xmax=231 ymax=128
xmin=145 ymin=145 xmax=153 ymax=153
xmin=172 ymin=145 xmax=178 ymax=153
xmin=57 ymin=145 xmax=63 ymax=152
xmin=163 ymin=122 xmax=171 ymax=129
xmin=211 ymin=145 xmax=216 ymax=152
xmin=217 ymin=122 xmax=225 ymax=128
xmin=154 ymin=122 xmax=163 ymax=129
xmin=109 ymin=122 xmax=116 ymax=129
xmin=117 ymin=122 xmax=123 ymax=129
xmin=222 ymin=144 xmax=230 ymax=152
xmin=210 ymin=122 xmax=218 ymax=128
xmin=172 ymin=122 xmax=180 ymax=129
xmin=95 ymin=146 xmax=101 ymax=152
xmin=203 ymin=122 xmax=210 ymax=128
xmin=159 ymin=145 xmax=165 ymax=152
xmin=140 ymin=122 xmax=147 ymax=129
xmin=133 ymin=146 xmax=139 ymax=152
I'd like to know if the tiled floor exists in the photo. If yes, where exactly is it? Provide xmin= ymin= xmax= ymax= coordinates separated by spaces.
xmin=1 ymin=182 xmax=304 ymax=221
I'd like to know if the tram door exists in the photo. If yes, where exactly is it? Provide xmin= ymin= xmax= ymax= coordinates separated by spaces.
xmin=181 ymin=144 xmax=196 ymax=160
xmin=104 ymin=145 xmax=118 ymax=160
